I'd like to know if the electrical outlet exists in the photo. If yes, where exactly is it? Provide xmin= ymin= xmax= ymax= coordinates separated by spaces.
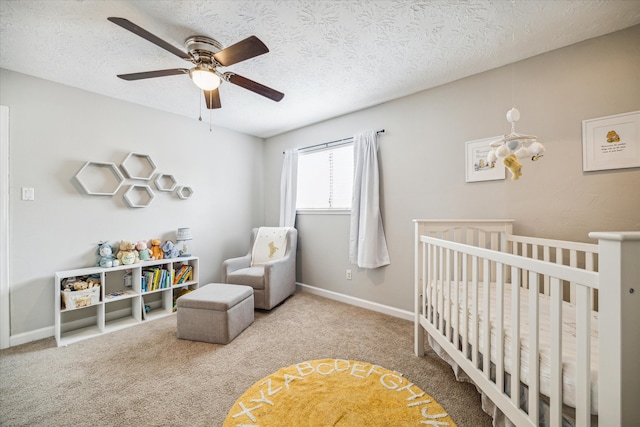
xmin=346 ymin=269 xmax=352 ymax=280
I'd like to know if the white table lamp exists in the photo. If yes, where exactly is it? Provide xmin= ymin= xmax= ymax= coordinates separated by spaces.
xmin=176 ymin=227 xmax=193 ymax=257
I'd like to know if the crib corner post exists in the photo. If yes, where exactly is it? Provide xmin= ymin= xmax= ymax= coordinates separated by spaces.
xmin=589 ymin=231 xmax=640 ymax=426
xmin=415 ymin=220 xmax=425 ymax=357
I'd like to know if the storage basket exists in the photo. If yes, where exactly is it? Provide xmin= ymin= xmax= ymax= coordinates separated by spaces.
xmin=61 ymin=286 xmax=100 ymax=309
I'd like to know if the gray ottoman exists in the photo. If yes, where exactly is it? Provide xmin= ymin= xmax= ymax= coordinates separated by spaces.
xmin=176 ymin=283 xmax=254 ymax=344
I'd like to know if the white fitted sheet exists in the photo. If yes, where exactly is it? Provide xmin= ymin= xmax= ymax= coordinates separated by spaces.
xmin=426 ymin=280 xmax=599 ymax=414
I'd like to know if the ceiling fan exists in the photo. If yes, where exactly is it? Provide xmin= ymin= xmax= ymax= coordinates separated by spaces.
xmin=107 ymin=17 xmax=284 ymax=110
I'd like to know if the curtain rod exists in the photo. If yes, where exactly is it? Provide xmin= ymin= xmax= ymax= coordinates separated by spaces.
xmin=283 ymin=129 xmax=385 ymax=154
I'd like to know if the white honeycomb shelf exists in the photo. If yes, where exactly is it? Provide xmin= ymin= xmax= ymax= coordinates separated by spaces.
xmin=75 ymin=161 xmax=125 ymax=196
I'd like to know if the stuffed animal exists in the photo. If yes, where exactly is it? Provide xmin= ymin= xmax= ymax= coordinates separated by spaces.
xmin=136 ymin=241 xmax=151 ymax=261
xmin=96 ymin=242 xmax=119 ymax=268
xmin=117 ymin=240 xmax=140 ymax=265
xmin=149 ymin=239 xmax=163 ymax=260
xmin=161 ymin=240 xmax=180 ymax=259
xmin=503 ymin=154 xmax=522 ymax=180
xmin=63 ymin=279 xmax=99 ymax=292
xmin=528 ymin=142 xmax=545 ymax=161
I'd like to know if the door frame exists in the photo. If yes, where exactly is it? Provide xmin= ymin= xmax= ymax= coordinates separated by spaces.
xmin=1 ymin=105 xmax=10 ymax=349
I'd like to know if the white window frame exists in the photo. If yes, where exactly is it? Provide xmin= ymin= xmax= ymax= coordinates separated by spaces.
xmin=295 ymin=142 xmax=353 ymax=213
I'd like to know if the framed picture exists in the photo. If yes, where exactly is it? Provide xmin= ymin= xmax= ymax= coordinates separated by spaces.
xmin=465 ymin=136 xmax=505 ymax=182
xmin=582 ymin=110 xmax=640 ymax=172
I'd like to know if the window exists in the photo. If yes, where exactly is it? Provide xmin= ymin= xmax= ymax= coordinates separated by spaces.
xmin=296 ymin=144 xmax=353 ymax=210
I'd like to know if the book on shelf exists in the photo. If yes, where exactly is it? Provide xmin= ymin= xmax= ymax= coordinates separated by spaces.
xmin=182 ymin=267 xmax=193 ymax=283
xmin=174 ymin=265 xmax=193 ymax=284
xmin=142 ymin=268 xmax=171 ymax=291
xmin=173 ymin=265 xmax=190 ymax=284
xmin=141 ymin=296 xmax=146 ymax=320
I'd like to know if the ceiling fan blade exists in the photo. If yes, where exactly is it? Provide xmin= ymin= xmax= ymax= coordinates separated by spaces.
xmin=108 ymin=17 xmax=192 ymax=61
xmin=213 ymin=36 xmax=269 ymax=67
xmin=204 ymin=89 xmax=221 ymax=109
xmin=227 ymin=73 xmax=284 ymax=102
xmin=117 ymin=68 xmax=189 ymax=81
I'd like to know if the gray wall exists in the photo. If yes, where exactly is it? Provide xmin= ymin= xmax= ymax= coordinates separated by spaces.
xmin=1 ymin=69 xmax=265 ymax=337
xmin=2 ymin=25 xmax=639 ymax=341
xmin=263 ymin=25 xmax=640 ymax=313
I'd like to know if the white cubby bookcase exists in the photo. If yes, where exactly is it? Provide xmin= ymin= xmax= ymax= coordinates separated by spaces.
xmin=54 ymin=256 xmax=199 ymax=347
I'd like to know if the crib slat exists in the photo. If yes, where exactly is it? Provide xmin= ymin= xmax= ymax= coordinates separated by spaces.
xmin=550 ymin=277 xmax=563 ymax=427
xmin=528 ymin=271 xmax=540 ymax=425
xmin=483 ymin=258 xmax=491 ymax=380
xmin=472 ymin=256 xmax=479 ymax=369
xmin=452 ymin=250 xmax=459 ymax=349
xmin=461 ymin=253 xmax=469 ymax=358
xmin=423 ymin=242 xmax=429 ymax=323
xmin=576 ymin=284 xmax=592 ymax=427
xmin=510 ymin=267 xmax=521 ymax=409
xmin=426 ymin=243 xmax=432 ymax=324
xmin=585 ymin=252 xmax=596 ymax=311
xmin=522 ymin=244 xmax=529 ymax=289
xmin=445 ymin=248 xmax=451 ymax=341
xmin=438 ymin=246 xmax=444 ymax=334
xmin=496 ymin=263 xmax=504 ymax=392
xmin=569 ymin=249 xmax=578 ymax=304
xmin=543 ymin=246 xmax=551 ymax=295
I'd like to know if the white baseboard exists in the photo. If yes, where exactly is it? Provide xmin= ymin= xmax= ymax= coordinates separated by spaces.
xmin=9 ymin=306 xmax=134 ymax=347
xmin=296 ymin=283 xmax=413 ymax=321
xmin=10 ymin=326 xmax=54 ymax=347
xmin=7 ymin=286 xmax=412 ymax=348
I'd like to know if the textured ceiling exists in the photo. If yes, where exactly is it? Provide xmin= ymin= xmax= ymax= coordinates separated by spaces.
xmin=1 ymin=1 xmax=639 ymax=138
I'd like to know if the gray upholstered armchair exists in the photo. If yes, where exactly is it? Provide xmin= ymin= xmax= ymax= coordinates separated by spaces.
xmin=222 ymin=227 xmax=297 ymax=310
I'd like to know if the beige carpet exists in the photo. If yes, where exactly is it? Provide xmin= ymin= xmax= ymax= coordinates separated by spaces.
xmin=0 ymin=292 xmax=492 ymax=426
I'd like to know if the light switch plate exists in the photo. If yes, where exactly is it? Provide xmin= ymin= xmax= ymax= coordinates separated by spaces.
xmin=21 ymin=187 xmax=35 ymax=201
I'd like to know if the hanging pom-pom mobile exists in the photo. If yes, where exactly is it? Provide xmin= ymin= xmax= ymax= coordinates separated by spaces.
xmin=487 ymin=108 xmax=545 ymax=180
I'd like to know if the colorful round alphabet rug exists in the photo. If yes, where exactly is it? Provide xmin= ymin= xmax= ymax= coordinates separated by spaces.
xmin=223 ymin=358 xmax=457 ymax=426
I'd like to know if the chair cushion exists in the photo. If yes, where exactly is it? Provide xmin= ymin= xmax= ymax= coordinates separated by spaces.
xmin=226 ymin=266 xmax=265 ymax=290
xmin=177 ymin=283 xmax=253 ymax=311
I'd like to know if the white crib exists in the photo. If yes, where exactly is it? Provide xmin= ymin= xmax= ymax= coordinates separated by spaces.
xmin=413 ymin=220 xmax=640 ymax=427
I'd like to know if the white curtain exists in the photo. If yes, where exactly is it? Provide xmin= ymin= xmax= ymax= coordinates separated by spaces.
xmin=349 ymin=130 xmax=390 ymax=268
xmin=279 ymin=149 xmax=298 ymax=227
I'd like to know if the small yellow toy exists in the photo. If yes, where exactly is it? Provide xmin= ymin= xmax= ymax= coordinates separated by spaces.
xmin=150 ymin=238 xmax=164 ymax=260
xmin=503 ymin=154 xmax=522 ymax=181
xmin=117 ymin=240 xmax=140 ymax=265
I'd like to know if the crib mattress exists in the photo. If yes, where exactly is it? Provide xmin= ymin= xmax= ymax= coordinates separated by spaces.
xmin=425 ymin=280 xmax=599 ymax=413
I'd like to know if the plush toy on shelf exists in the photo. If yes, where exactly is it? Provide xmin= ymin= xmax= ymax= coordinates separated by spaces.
xmin=149 ymin=239 xmax=163 ymax=260
xmin=117 ymin=240 xmax=140 ymax=265
xmin=96 ymin=242 xmax=119 ymax=268
xmin=136 ymin=241 xmax=151 ymax=261
xmin=161 ymin=240 xmax=180 ymax=259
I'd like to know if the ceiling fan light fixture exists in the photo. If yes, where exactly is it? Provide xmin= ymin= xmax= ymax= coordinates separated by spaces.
xmin=190 ymin=66 xmax=221 ymax=90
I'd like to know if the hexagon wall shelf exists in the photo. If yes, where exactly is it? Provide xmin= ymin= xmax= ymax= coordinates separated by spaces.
xmin=123 ymin=184 xmax=155 ymax=208
xmin=177 ymin=186 xmax=194 ymax=200
xmin=121 ymin=153 xmax=157 ymax=180
xmin=155 ymin=174 xmax=178 ymax=192
xmin=75 ymin=161 xmax=125 ymax=196
xmin=74 ymin=153 xmax=193 ymax=207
